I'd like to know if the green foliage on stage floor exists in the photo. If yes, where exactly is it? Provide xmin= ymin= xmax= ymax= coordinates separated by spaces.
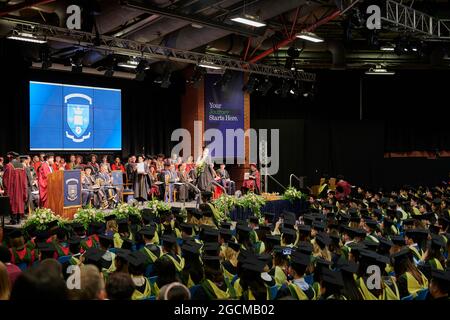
xmin=212 ymin=192 xmax=266 ymax=220
xmin=146 ymin=198 xmax=172 ymax=214
xmin=282 ymin=187 xmax=306 ymax=203
xmin=112 ymin=202 xmax=142 ymax=219
xmin=73 ymin=207 xmax=105 ymax=229
xmin=23 ymin=208 xmax=66 ymax=231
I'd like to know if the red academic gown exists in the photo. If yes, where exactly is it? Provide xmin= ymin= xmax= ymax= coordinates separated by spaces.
xmin=3 ymin=162 xmax=28 ymax=215
xmin=242 ymin=170 xmax=261 ymax=193
xmin=38 ymin=162 xmax=52 ymax=207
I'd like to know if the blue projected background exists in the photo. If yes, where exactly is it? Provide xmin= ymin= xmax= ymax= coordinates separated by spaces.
xmin=29 ymin=81 xmax=122 ymax=151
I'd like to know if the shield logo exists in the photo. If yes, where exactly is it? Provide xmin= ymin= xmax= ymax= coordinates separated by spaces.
xmin=67 ymin=184 xmax=78 ymax=201
xmin=65 ymin=93 xmax=92 ymax=142
xmin=66 ymin=178 xmax=79 ymax=202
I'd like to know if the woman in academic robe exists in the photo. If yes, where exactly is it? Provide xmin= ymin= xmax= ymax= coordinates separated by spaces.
xmin=242 ymin=163 xmax=261 ymax=194
xmin=185 ymin=156 xmax=195 ymax=173
xmin=101 ymin=155 xmax=112 ymax=173
xmin=132 ymin=155 xmax=150 ymax=202
xmin=195 ymin=147 xmax=215 ymax=193
xmin=65 ymin=155 xmax=76 ymax=170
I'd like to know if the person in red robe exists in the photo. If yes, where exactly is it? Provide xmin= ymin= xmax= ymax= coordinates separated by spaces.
xmin=336 ymin=174 xmax=352 ymax=200
xmin=2 ymin=152 xmax=28 ymax=224
xmin=37 ymin=154 xmax=55 ymax=208
xmin=65 ymin=154 xmax=76 ymax=170
xmin=242 ymin=163 xmax=261 ymax=194
xmin=111 ymin=156 xmax=125 ymax=172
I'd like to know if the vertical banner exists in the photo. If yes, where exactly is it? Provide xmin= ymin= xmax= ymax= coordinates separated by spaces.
xmin=204 ymin=73 xmax=245 ymax=162
xmin=64 ymin=170 xmax=82 ymax=207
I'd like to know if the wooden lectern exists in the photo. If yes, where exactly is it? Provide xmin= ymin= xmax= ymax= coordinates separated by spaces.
xmin=47 ymin=170 xmax=82 ymax=219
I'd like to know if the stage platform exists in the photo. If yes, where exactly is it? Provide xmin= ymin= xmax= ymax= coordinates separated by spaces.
xmin=3 ymin=199 xmax=307 ymax=228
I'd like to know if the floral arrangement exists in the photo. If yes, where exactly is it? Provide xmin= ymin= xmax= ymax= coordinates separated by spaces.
xmin=23 ymin=208 xmax=66 ymax=231
xmin=238 ymin=192 xmax=267 ymax=219
xmin=212 ymin=194 xmax=238 ymax=216
xmin=146 ymin=198 xmax=171 ymax=214
xmin=195 ymin=160 xmax=206 ymax=175
xmin=282 ymin=186 xmax=306 ymax=202
xmin=212 ymin=192 xmax=266 ymax=219
xmin=73 ymin=207 xmax=104 ymax=229
xmin=112 ymin=202 xmax=142 ymax=220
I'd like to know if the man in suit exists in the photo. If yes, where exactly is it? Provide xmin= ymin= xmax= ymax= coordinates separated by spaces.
xmin=216 ymin=163 xmax=235 ymax=195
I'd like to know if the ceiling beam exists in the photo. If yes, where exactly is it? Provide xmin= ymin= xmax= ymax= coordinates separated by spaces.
xmin=0 ymin=0 xmax=56 ymax=17
xmin=121 ymin=0 xmax=264 ymax=38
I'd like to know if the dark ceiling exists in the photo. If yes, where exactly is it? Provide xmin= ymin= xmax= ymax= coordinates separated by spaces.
xmin=0 ymin=0 xmax=450 ymax=77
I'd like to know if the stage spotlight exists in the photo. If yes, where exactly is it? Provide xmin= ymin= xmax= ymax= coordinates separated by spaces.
xmin=155 ymin=71 xmax=172 ymax=88
xmin=40 ymin=45 xmax=52 ymax=70
xmin=135 ymin=60 xmax=149 ymax=81
xmin=285 ymin=46 xmax=301 ymax=70
xmin=102 ymin=55 xmax=116 ymax=77
xmin=187 ymin=66 xmax=207 ymax=88
xmin=70 ymin=51 xmax=85 ymax=73
xmin=214 ymin=69 xmax=233 ymax=88
xmin=280 ymin=80 xmax=291 ymax=98
xmin=257 ymin=78 xmax=273 ymax=96
xmin=243 ymin=74 xmax=259 ymax=94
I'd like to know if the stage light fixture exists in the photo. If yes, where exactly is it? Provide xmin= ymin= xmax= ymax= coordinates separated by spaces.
xmin=280 ymin=80 xmax=291 ymax=98
xmin=243 ymin=75 xmax=259 ymax=94
xmin=155 ymin=64 xmax=172 ymax=88
xmin=40 ymin=46 xmax=52 ymax=70
xmin=365 ymin=65 xmax=395 ymax=75
xmin=231 ymin=14 xmax=266 ymax=28
xmin=101 ymin=55 xmax=116 ymax=77
xmin=296 ymin=32 xmax=324 ymax=43
xmin=135 ymin=60 xmax=149 ymax=81
xmin=381 ymin=45 xmax=395 ymax=51
xmin=257 ymin=78 xmax=273 ymax=96
xmin=118 ymin=58 xmax=139 ymax=69
xmin=198 ymin=61 xmax=222 ymax=70
xmin=187 ymin=66 xmax=207 ymax=88
xmin=7 ymin=31 xmax=46 ymax=44
xmin=70 ymin=50 xmax=85 ymax=73
xmin=214 ymin=69 xmax=233 ymax=88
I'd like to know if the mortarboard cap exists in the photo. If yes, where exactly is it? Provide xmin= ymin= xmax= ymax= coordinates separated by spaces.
xmin=104 ymin=214 xmax=116 ymax=222
xmin=296 ymin=241 xmax=313 ymax=255
xmin=321 ymin=269 xmax=344 ymax=287
xmin=316 ymin=232 xmax=331 ymax=246
xmin=391 ymin=247 xmax=413 ymax=264
xmin=127 ymin=251 xmax=147 ymax=268
xmin=161 ymin=234 xmax=177 ymax=245
xmin=203 ymin=255 xmax=221 ymax=268
xmin=337 ymin=260 xmax=358 ymax=274
xmin=227 ymin=241 xmax=241 ymax=252
xmin=181 ymin=242 xmax=202 ymax=255
xmin=297 ymin=224 xmax=311 ymax=234
xmin=114 ymin=248 xmax=131 ymax=260
xmin=431 ymin=269 xmax=450 ymax=291
xmin=139 ymin=226 xmax=156 ymax=238
xmin=391 ymin=235 xmax=406 ymax=246
xmin=203 ymin=242 xmax=220 ymax=256
xmin=248 ymin=216 xmax=259 ymax=225
xmin=290 ymin=253 xmax=311 ymax=267
xmin=281 ymin=228 xmax=297 ymax=238
xmin=220 ymin=221 xmax=232 ymax=229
